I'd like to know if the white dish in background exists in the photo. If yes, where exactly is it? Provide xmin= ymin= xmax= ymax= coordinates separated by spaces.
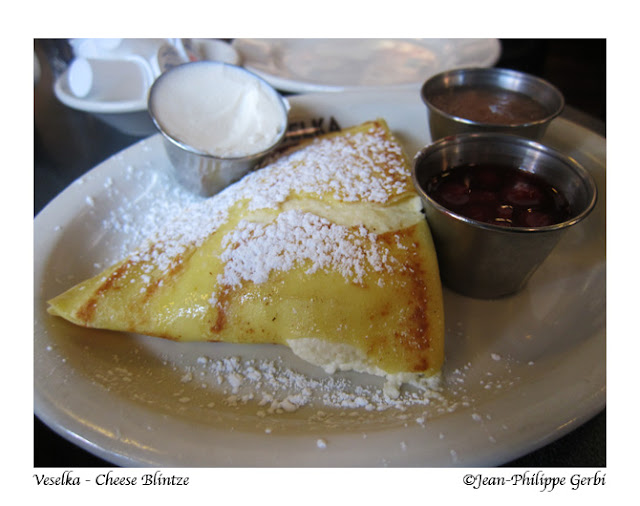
xmin=54 ymin=69 xmax=157 ymax=137
xmin=34 ymin=90 xmax=605 ymax=467
xmin=232 ymin=38 xmax=501 ymax=93
xmin=54 ymin=66 xmax=149 ymax=114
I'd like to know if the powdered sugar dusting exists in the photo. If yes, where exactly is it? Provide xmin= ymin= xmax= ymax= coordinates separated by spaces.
xmin=127 ymin=191 xmax=237 ymax=273
xmin=245 ymin=123 xmax=411 ymax=210
xmin=106 ymin=122 xmax=412 ymax=289
xmin=217 ymin=209 xmax=391 ymax=289
xmin=99 ymin=159 xmax=204 ymax=264
xmin=169 ymin=353 xmax=448 ymax=415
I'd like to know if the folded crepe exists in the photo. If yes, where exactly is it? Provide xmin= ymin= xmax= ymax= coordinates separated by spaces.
xmin=48 ymin=120 xmax=444 ymax=393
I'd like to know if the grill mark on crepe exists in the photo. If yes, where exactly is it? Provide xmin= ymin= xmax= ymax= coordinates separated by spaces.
xmin=76 ymin=261 xmax=132 ymax=324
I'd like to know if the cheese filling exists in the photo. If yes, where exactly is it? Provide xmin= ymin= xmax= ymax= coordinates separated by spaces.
xmin=287 ymin=338 xmax=442 ymax=399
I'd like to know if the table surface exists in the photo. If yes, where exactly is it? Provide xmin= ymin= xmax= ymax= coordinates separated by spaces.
xmin=33 ymin=39 xmax=606 ymax=468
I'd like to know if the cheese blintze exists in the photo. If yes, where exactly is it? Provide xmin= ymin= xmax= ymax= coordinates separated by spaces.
xmin=48 ymin=120 xmax=444 ymax=394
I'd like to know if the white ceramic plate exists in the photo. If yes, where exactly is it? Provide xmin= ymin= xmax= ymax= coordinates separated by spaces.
xmin=233 ymin=39 xmax=501 ymax=93
xmin=34 ymin=90 xmax=605 ymax=467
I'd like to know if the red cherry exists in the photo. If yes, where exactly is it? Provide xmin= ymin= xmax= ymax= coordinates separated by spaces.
xmin=496 ymin=204 xmax=514 ymax=219
xmin=469 ymin=189 xmax=499 ymax=205
xmin=473 ymin=167 xmax=502 ymax=190
xmin=465 ymin=204 xmax=492 ymax=224
xmin=438 ymin=181 xmax=470 ymax=206
xmin=523 ymin=210 xmax=553 ymax=228
xmin=503 ymin=180 xmax=544 ymax=207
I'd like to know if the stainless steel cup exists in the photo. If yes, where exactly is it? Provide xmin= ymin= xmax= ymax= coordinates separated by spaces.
xmin=421 ymin=67 xmax=565 ymax=141
xmin=158 ymin=134 xmax=279 ymax=197
xmin=148 ymin=61 xmax=289 ymax=197
xmin=412 ymin=133 xmax=597 ymax=298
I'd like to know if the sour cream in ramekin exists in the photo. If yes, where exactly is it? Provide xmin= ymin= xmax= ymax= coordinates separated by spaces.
xmin=148 ymin=62 xmax=289 ymax=196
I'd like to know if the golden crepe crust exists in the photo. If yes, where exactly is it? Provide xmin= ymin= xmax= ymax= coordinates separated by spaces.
xmin=363 ymin=225 xmax=439 ymax=372
xmin=195 ymin=220 xmax=442 ymax=374
xmin=48 ymin=120 xmax=444 ymax=376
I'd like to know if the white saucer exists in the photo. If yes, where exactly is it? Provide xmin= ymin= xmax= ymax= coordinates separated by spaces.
xmin=233 ymin=38 xmax=501 ymax=93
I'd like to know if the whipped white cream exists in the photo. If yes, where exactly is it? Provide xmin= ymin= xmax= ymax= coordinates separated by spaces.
xmin=150 ymin=62 xmax=286 ymax=158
